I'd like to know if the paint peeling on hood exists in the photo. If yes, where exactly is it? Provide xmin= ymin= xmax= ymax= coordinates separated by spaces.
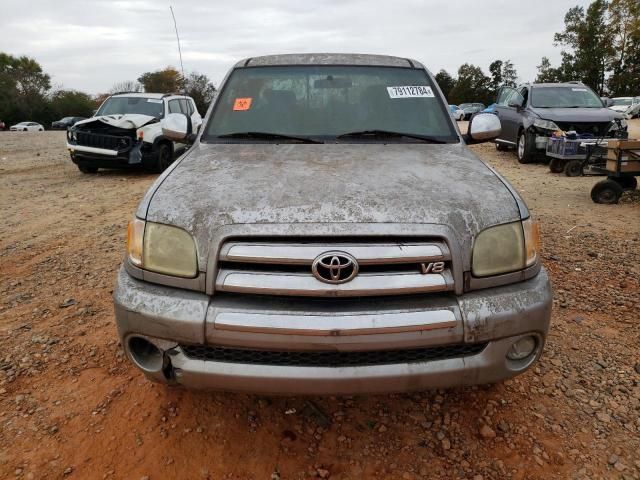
xmin=74 ymin=114 xmax=158 ymax=130
xmin=142 ymin=142 xmax=521 ymax=271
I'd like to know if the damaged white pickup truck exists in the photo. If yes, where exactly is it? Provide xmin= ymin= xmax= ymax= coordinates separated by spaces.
xmin=67 ymin=92 xmax=202 ymax=173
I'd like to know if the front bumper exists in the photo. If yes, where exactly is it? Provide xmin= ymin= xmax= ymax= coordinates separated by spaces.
xmin=113 ymin=267 xmax=552 ymax=394
xmin=67 ymin=141 xmax=149 ymax=169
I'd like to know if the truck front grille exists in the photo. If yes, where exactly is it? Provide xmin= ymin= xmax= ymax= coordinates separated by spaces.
xmin=215 ymin=239 xmax=454 ymax=297
xmin=76 ymin=131 xmax=132 ymax=151
xmin=180 ymin=342 xmax=487 ymax=367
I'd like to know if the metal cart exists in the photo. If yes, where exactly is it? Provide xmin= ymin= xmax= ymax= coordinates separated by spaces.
xmin=546 ymin=137 xmax=608 ymax=177
xmin=590 ymin=140 xmax=639 ymax=204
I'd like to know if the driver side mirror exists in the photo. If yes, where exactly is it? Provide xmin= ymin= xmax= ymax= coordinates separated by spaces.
xmin=508 ymin=100 xmax=523 ymax=109
xmin=464 ymin=113 xmax=501 ymax=144
xmin=161 ymin=113 xmax=196 ymax=143
xmin=601 ymin=97 xmax=613 ymax=107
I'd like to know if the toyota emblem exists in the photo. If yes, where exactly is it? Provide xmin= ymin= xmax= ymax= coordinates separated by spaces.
xmin=312 ymin=251 xmax=359 ymax=284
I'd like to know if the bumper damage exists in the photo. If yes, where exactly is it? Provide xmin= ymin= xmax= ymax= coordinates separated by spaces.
xmin=113 ymin=267 xmax=552 ymax=394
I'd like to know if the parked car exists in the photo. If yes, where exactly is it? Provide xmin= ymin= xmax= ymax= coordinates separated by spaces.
xmin=494 ymin=82 xmax=627 ymax=163
xmin=458 ymin=103 xmax=486 ymax=120
xmin=449 ymin=104 xmax=465 ymax=120
xmin=67 ymin=92 xmax=202 ymax=173
xmin=609 ymin=96 xmax=640 ymax=119
xmin=482 ymin=103 xmax=497 ymax=113
xmin=51 ymin=116 xmax=86 ymax=130
xmin=10 ymin=122 xmax=44 ymax=132
xmin=113 ymin=53 xmax=551 ymax=395
xmin=0 ymin=120 xmax=5 ymax=130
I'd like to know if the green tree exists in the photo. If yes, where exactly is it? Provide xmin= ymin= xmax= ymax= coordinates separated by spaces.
xmin=489 ymin=60 xmax=518 ymax=93
xmin=489 ymin=60 xmax=503 ymax=92
xmin=553 ymin=0 xmax=613 ymax=93
xmin=434 ymin=69 xmax=456 ymax=100
xmin=501 ymin=60 xmax=518 ymax=87
xmin=535 ymin=56 xmax=565 ymax=83
xmin=49 ymin=90 xmax=95 ymax=118
xmin=138 ymin=66 xmax=184 ymax=93
xmin=607 ymin=0 xmax=640 ymax=95
xmin=448 ymin=63 xmax=492 ymax=105
xmin=184 ymin=71 xmax=217 ymax=114
xmin=0 ymin=52 xmax=51 ymax=125
xmin=109 ymin=80 xmax=142 ymax=94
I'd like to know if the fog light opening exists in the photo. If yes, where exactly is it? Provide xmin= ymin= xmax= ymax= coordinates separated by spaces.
xmin=506 ymin=335 xmax=537 ymax=361
xmin=128 ymin=336 xmax=164 ymax=373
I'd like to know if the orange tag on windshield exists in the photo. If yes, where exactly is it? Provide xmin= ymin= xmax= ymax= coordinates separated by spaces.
xmin=233 ymin=97 xmax=252 ymax=111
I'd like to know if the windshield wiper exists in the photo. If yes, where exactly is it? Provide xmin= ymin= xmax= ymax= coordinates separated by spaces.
xmin=217 ymin=131 xmax=323 ymax=144
xmin=336 ymin=129 xmax=447 ymax=143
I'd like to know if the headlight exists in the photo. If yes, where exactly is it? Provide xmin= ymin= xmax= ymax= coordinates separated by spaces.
xmin=533 ymin=118 xmax=560 ymax=131
xmin=609 ymin=118 xmax=628 ymax=131
xmin=126 ymin=218 xmax=198 ymax=278
xmin=472 ymin=218 xmax=540 ymax=277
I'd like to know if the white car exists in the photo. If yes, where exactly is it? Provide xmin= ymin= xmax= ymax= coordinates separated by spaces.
xmin=10 ymin=122 xmax=44 ymax=131
xmin=67 ymin=93 xmax=202 ymax=173
xmin=449 ymin=105 xmax=465 ymax=121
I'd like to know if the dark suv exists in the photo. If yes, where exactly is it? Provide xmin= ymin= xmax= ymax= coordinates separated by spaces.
xmin=494 ymin=82 xmax=627 ymax=163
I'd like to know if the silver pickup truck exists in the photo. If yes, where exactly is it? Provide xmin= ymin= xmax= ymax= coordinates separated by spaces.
xmin=114 ymin=53 xmax=552 ymax=395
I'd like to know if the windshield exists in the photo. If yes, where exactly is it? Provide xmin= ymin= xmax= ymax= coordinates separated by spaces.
xmin=203 ymin=65 xmax=457 ymax=142
xmin=96 ymin=97 xmax=164 ymax=118
xmin=611 ymin=98 xmax=633 ymax=106
xmin=459 ymin=103 xmax=472 ymax=109
xmin=531 ymin=86 xmax=603 ymax=108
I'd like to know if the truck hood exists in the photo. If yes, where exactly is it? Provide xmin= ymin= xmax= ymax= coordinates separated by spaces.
xmin=143 ymin=143 xmax=521 ymax=270
xmin=530 ymin=106 xmax=622 ymax=123
xmin=74 ymin=114 xmax=157 ymax=130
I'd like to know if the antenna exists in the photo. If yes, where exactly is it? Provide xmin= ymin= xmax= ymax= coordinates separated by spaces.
xmin=170 ymin=6 xmax=186 ymax=94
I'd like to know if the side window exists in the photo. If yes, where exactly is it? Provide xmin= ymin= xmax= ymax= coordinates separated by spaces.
xmin=179 ymin=99 xmax=190 ymax=115
xmin=496 ymin=87 xmax=516 ymax=106
xmin=187 ymin=99 xmax=196 ymax=115
xmin=168 ymin=99 xmax=181 ymax=114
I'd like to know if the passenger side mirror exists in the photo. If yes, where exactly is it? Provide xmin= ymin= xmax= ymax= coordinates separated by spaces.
xmin=508 ymin=100 xmax=523 ymax=109
xmin=161 ymin=113 xmax=195 ymax=143
xmin=464 ymin=113 xmax=501 ymax=144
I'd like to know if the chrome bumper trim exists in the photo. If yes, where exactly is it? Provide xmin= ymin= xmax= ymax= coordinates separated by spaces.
xmin=214 ymin=309 xmax=457 ymax=336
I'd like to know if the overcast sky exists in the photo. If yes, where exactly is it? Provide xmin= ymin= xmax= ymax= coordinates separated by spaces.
xmin=1 ymin=0 xmax=592 ymax=94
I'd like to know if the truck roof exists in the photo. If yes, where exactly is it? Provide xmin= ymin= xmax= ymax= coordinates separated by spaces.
xmin=235 ymin=53 xmax=423 ymax=69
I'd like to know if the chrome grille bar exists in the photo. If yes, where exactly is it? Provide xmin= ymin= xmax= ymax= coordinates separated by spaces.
xmin=215 ymin=239 xmax=454 ymax=297
xmin=220 ymin=242 xmax=449 ymax=265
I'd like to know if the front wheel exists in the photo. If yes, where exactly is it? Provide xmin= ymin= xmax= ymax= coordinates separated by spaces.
xmin=152 ymin=143 xmax=172 ymax=173
xmin=516 ymin=130 xmax=536 ymax=164
xmin=549 ymin=158 xmax=564 ymax=173
xmin=78 ymin=164 xmax=98 ymax=174
xmin=591 ymin=179 xmax=623 ymax=204
xmin=564 ymin=159 xmax=583 ymax=177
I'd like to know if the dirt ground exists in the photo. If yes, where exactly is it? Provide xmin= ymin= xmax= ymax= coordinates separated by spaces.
xmin=1 ymin=122 xmax=639 ymax=480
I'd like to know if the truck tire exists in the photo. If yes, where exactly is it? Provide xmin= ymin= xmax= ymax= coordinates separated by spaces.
xmin=152 ymin=143 xmax=172 ymax=173
xmin=516 ymin=130 xmax=536 ymax=164
xmin=78 ymin=164 xmax=98 ymax=174
xmin=549 ymin=158 xmax=564 ymax=173
xmin=591 ymin=179 xmax=623 ymax=204
xmin=564 ymin=160 xmax=583 ymax=177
